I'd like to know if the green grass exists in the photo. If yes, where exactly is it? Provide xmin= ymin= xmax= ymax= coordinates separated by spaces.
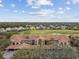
xmin=20 ymin=30 xmax=79 ymax=35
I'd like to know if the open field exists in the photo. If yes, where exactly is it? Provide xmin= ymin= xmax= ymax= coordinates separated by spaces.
xmin=20 ymin=30 xmax=79 ymax=35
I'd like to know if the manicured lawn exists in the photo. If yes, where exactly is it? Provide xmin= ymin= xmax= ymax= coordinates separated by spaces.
xmin=20 ymin=30 xmax=79 ymax=35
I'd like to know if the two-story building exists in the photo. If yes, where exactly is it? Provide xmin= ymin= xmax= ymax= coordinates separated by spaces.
xmin=6 ymin=34 xmax=70 ymax=50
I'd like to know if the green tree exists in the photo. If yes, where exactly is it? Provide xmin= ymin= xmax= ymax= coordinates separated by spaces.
xmin=0 ymin=52 xmax=4 ymax=59
xmin=0 ymin=39 xmax=10 ymax=51
xmin=11 ymin=47 xmax=78 ymax=59
xmin=69 ymin=35 xmax=79 ymax=47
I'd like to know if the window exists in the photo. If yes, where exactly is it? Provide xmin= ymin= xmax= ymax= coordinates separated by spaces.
xmin=16 ymin=42 xmax=19 ymax=45
xmin=13 ymin=42 xmax=15 ymax=45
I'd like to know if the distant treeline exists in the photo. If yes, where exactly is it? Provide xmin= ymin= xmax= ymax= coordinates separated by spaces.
xmin=0 ymin=22 xmax=27 ymax=28
xmin=0 ymin=22 xmax=79 ymax=27
xmin=0 ymin=22 xmax=79 ymax=30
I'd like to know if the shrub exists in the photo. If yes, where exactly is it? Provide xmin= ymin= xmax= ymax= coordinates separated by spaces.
xmin=0 ymin=39 xmax=11 ymax=51
xmin=0 ymin=52 xmax=4 ymax=59
xmin=11 ymin=47 xmax=78 ymax=59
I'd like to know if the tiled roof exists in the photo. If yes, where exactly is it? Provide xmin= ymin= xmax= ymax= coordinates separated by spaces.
xmin=10 ymin=34 xmax=70 ymax=42
xmin=10 ymin=34 xmax=26 ymax=42
xmin=6 ymin=34 xmax=70 ymax=50
xmin=6 ymin=43 xmax=37 ymax=49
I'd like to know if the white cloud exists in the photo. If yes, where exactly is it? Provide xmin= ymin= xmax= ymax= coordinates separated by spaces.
xmin=29 ymin=9 xmax=55 ymax=16
xmin=57 ymin=11 xmax=64 ymax=14
xmin=58 ymin=7 xmax=63 ymax=10
xmin=29 ymin=8 xmax=66 ymax=18
xmin=0 ymin=0 xmax=4 ymax=8
xmin=27 ymin=0 xmax=33 ymax=5
xmin=27 ymin=0 xmax=53 ymax=8
xmin=31 ymin=6 xmax=40 ymax=8
xmin=71 ymin=0 xmax=79 ymax=4
xmin=11 ymin=4 xmax=16 ymax=8
xmin=54 ymin=9 xmax=65 ymax=18
xmin=57 ymin=7 xmax=65 ymax=15
xmin=13 ymin=10 xmax=18 ymax=13
xmin=66 ymin=7 xmax=71 ymax=10
xmin=37 ymin=0 xmax=53 ymax=6
xmin=22 ymin=10 xmax=25 ymax=13
xmin=66 ymin=1 xmax=71 ymax=5
xmin=0 ymin=4 xmax=4 ymax=7
xmin=0 ymin=0 xmax=2 ymax=3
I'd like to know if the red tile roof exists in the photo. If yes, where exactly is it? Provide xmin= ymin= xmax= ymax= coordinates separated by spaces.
xmin=6 ymin=34 xmax=70 ymax=50
xmin=6 ymin=43 xmax=37 ymax=49
xmin=10 ymin=34 xmax=70 ymax=42
xmin=10 ymin=34 xmax=26 ymax=42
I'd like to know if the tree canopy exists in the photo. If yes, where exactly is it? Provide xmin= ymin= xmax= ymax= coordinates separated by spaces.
xmin=0 ymin=39 xmax=11 ymax=51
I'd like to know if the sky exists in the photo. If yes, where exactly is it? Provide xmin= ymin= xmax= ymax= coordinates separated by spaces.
xmin=0 ymin=0 xmax=79 ymax=22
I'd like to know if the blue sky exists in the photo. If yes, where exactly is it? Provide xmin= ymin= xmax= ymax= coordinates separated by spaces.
xmin=0 ymin=0 xmax=79 ymax=22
